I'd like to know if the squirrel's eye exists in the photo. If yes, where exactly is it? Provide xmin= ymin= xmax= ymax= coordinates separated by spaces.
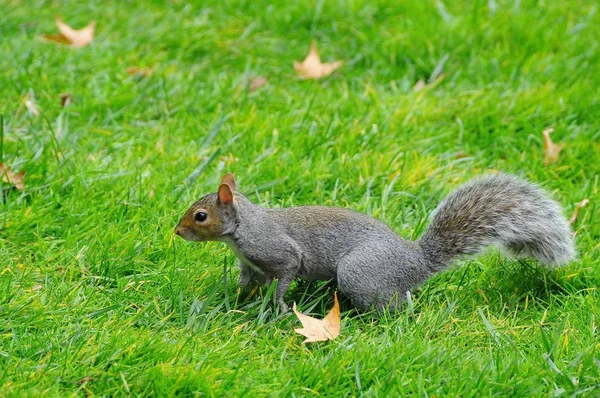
xmin=194 ymin=211 xmax=208 ymax=222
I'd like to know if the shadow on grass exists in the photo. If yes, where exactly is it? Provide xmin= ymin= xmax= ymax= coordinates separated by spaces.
xmin=178 ymin=256 xmax=582 ymax=330
xmin=417 ymin=259 xmax=575 ymax=313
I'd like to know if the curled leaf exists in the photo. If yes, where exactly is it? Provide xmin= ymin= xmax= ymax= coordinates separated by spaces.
xmin=569 ymin=198 xmax=589 ymax=225
xmin=293 ymin=292 xmax=341 ymax=343
xmin=293 ymin=42 xmax=343 ymax=80
xmin=42 ymin=15 xmax=95 ymax=48
xmin=542 ymin=127 xmax=565 ymax=166
xmin=0 ymin=163 xmax=25 ymax=190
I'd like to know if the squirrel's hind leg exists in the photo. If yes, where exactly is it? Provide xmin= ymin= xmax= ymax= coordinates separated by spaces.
xmin=336 ymin=243 xmax=427 ymax=311
xmin=335 ymin=251 xmax=377 ymax=310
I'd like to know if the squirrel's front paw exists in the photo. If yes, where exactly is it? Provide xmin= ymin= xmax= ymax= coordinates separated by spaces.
xmin=239 ymin=275 xmax=267 ymax=290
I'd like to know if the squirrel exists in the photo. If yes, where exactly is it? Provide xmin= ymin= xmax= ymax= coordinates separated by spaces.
xmin=175 ymin=173 xmax=575 ymax=311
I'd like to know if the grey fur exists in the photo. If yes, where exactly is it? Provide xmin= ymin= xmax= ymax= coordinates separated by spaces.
xmin=184 ymin=174 xmax=576 ymax=310
xmin=419 ymin=174 xmax=576 ymax=268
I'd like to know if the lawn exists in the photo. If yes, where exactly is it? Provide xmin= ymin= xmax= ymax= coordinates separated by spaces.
xmin=1 ymin=0 xmax=599 ymax=395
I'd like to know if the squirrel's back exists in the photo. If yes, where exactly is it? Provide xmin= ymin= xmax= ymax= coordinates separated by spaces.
xmin=419 ymin=173 xmax=575 ymax=268
xmin=267 ymin=206 xmax=408 ymax=280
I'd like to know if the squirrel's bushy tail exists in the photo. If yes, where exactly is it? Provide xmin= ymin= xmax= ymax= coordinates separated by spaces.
xmin=418 ymin=174 xmax=575 ymax=269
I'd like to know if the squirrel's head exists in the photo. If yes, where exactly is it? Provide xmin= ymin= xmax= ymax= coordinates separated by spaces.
xmin=175 ymin=173 xmax=238 ymax=242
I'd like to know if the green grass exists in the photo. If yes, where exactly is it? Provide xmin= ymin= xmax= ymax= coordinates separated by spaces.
xmin=1 ymin=0 xmax=599 ymax=395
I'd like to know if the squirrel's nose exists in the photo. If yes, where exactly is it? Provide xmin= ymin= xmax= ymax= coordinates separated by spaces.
xmin=174 ymin=226 xmax=182 ymax=236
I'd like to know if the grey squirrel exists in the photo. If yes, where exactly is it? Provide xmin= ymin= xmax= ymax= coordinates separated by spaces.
xmin=175 ymin=173 xmax=575 ymax=310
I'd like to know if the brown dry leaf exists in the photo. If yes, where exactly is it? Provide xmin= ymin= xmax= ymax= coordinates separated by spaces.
xmin=569 ymin=198 xmax=590 ymax=225
xmin=249 ymin=76 xmax=268 ymax=92
xmin=542 ymin=127 xmax=566 ymax=166
xmin=127 ymin=67 xmax=152 ymax=77
xmin=293 ymin=292 xmax=341 ymax=343
xmin=42 ymin=15 xmax=95 ymax=48
xmin=0 ymin=163 xmax=25 ymax=190
xmin=60 ymin=93 xmax=72 ymax=107
xmin=293 ymin=42 xmax=343 ymax=80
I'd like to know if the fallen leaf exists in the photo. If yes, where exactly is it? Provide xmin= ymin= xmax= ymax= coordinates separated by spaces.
xmin=42 ymin=15 xmax=95 ymax=48
xmin=60 ymin=93 xmax=72 ymax=107
xmin=542 ymin=127 xmax=565 ymax=166
xmin=569 ymin=198 xmax=590 ymax=225
xmin=249 ymin=76 xmax=268 ymax=92
xmin=127 ymin=67 xmax=152 ymax=77
xmin=0 ymin=163 xmax=25 ymax=190
xmin=293 ymin=42 xmax=343 ymax=80
xmin=293 ymin=292 xmax=341 ymax=343
xmin=413 ymin=79 xmax=427 ymax=92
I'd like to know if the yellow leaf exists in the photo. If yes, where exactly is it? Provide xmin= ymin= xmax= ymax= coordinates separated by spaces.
xmin=293 ymin=42 xmax=343 ymax=80
xmin=569 ymin=198 xmax=589 ymax=225
xmin=42 ymin=15 xmax=95 ymax=48
xmin=0 ymin=163 xmax=25 ymax=190
xmin=293 ymin=292 xmax=341 ymax=343
xmin=542 ymin=127 xmax=565 ymax=166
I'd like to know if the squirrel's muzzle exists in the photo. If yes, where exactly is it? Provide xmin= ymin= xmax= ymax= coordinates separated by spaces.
xmin=174 ymin=223 xmax=205 ymax=242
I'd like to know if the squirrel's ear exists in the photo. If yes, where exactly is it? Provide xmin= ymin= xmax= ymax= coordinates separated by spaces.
xmin=220 ymin=173 xmax=237 ymax=192
xmin=218 ymin=183 xmax=233 ymax=205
